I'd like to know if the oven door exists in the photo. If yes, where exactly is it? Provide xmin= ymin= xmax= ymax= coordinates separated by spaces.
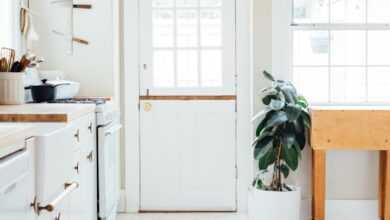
xmin=97 ymin=122 xmax=122 ymax=218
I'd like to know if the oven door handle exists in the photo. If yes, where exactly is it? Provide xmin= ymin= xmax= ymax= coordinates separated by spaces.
xmin=104 ymin=124 xmax=122 ymax=137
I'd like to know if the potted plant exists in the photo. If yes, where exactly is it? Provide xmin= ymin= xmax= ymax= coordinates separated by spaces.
xmin=249 ymin=71 xmax=311 ymax=220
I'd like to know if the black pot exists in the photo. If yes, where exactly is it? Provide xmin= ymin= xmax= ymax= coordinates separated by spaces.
xmin=25 ymin=79 xmax=69 ymax=103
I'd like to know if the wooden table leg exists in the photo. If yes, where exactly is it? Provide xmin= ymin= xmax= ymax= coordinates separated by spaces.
xmin=382 ymin=151 xmax=390 ymax=220
xmin=379 ymin=151 xmax=387 ymax=220
xmin=312 ymin=150 xmax=326 ymax=220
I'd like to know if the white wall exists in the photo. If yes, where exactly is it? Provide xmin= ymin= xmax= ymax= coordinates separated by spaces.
xmin=253 ymin=0 xmax=272 ymax=114
xmin=254 ymin=0 xmax=378 ymax=200
xmin=30 ymin=0 xmax=120 ymax=103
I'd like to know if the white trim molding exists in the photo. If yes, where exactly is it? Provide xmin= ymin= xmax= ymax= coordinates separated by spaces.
xmin=235 ymin=0 xmax=253 ymax=213
xmin=122 ymin=0 xmax=141 ymax=213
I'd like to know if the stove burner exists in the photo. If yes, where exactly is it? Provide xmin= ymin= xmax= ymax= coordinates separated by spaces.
xmin=50 ymin=98 xmax=106 ymax=105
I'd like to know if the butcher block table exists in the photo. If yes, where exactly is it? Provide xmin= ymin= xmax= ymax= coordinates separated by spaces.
xmin=311 ymin=106 xmax=390 ymax=220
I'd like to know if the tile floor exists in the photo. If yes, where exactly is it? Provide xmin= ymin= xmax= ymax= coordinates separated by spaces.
xmin=118 ymin=213 xmax=247 ymax=220
xmin=118 ymin=200 xmax=380 ymax=220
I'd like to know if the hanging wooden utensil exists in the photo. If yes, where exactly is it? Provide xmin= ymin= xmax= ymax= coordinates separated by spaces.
xmin=73 ymin=4 xmax=92 ymax=9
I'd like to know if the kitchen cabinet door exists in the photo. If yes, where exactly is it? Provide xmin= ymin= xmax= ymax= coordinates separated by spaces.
xmin=83 ymin=147 xmax=97 ymax=220
xmin=0 ymin=138 xmax=36 ymax=220
xmin=69 ymin=149 xmax=97 ymax=220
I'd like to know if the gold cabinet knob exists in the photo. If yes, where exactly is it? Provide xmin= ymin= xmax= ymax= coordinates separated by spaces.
xmin=144 ymin=103 xmax=152 ymax=112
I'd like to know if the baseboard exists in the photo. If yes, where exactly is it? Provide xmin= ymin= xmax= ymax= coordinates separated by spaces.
xmin=301 ymin=199 xmax=379 ymax=220
xmin=118 ymin=189 xmax=127 ymax=213
xmin=117 ymin=195 xmax=378 ymax=220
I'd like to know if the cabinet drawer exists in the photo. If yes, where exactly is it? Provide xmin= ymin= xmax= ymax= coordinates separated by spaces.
xmin=58 ymin=113 xmax=96 ymax=153
xmin=0 ymin=141 xmax=30 ymax=191
xmin=79 ymin=113 xmax=96 ymax=154
xmin=35 ymin=128 xmax=75 ymax=203
xmin=35 ymin=113 xmax=95 ymax=205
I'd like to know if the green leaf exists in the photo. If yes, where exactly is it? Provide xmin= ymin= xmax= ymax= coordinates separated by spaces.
xmin=280 ymin=164 xmax=290 ymax=178
xmin=281 ymin=139 xmax=299 ymax=171
xmin=270 ymin=99 xmax=285 ymax=110
xmin=296 ymin=96 xmax=309 ymax=108
xmin=263 ymin=70 xmax=275 ymax=82
xmin=279 ymin=82 xmax=298 ymax=104
xmin=256 ymin=179 xmax=264 ymax=190
xmin=256 ymin=111 xmax=288 ymax=137
xmin=258 ymin=147 xmax=275 ymax=170
xmin=285 ymin=104 xmax=302 ymax=122
xmin=300 ymin=110 xmax=311 ymax=129
xmin=295 ymin=129 xmax=306 ymax=150
xmin=254 ymin=136 xmax=273 ymax=160
xmin=256 ymin=110 xmax=274 ymax=136
xmin=262 ymin=94 xmax=279 ymax=105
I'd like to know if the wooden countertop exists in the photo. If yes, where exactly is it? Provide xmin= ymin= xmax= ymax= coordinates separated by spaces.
xmin=0 ymin=104 xmax=96 ymax=122
xmin=311 ymin=105 xmax=390 ymax=111
xmin=311 ymin=106 xmax=390 ymax=150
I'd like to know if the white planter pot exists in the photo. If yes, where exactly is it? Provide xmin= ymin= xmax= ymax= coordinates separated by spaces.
xmin=249 ymin=187 xmax=301 ymax=220
xmin=0 ymin=72 xmax=25 ymax=105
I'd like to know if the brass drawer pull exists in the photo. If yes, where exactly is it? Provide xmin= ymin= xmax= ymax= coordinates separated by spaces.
xmin=31 ymin=182 xmax=79 ymax=215
xmin=88 ymin=122 xmax=93 ymax=133
xmin=74 ymin=162 xmax=79 ymax=174
xmin=86 ymin=151 xmax=94 ymax=162
xmin=74 ymin=129 xmax=80 ymax=142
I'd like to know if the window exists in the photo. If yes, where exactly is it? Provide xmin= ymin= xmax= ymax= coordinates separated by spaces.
xmin=140 ymin=0 xmax=235 ymax=95
xmin=291 ymin=0 xmax=390 ymax=104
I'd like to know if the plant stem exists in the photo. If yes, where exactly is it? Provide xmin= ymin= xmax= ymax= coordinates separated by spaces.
xmin=271 ymin=143 xmax=283 ymax=191
xmin=276 ymin=143 xmax=282 ymax=191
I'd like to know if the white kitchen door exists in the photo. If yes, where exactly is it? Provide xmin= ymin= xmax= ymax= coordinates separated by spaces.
xmin=139 ymin=0 xmax=237 ymax=211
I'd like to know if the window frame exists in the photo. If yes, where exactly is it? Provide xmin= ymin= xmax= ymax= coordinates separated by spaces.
xmin=139 ymin=0 xmax=237 ymax=96
xmin=273 ymin=0 xmax=390 ymax=106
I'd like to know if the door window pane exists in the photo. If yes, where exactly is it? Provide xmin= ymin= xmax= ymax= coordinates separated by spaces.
xmin=330 ymin=0 xmax=365 ymax=23
xmin=293 ymin=31 xmax=329 ymax=66
xmin=176 ymin=0 xmax=198 ymax=8
xmin=201 ymin=50 xmax=222 ymax=87
xmin=200 ymin=9 xmax=222 ymax=47
xmin=177 ymin=50 xmax=199 ymax=87
xmin=154 ymin=51 xmax=175 ymax=87
xmin=368 ymin=0 xmax=390 ymax=23
xmin=368 ymin=67 xmax=390 ymax=102
xmin=331 ymin=31 xmax=366 ymax=66
xmin=177 ymin=10 xmax=198 ymax=47
xmin=368 ymin=31 xmax=390 ymax=65
xmin=293 ymin=0 xmax=329 ymax=23
xmin=330 ymin=67 xmax=366 ymax=102
xmin=293 ymin=67 xmax=329 ymax=103
xmin=153 ymin=10 xmax=174 ymax=48
xmin=153 ymin=0 xmax=174 ymax=8
xmin=200 ymin=0 xmax=222 ymax=7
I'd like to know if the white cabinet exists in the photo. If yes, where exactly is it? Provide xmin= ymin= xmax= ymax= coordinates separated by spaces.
xmin=69 ymin=113 xmax=97 ymax=220
xmin=0 ymin=137 xmax=36 ymax=220
xmin=34 ymin=113 xmax=97 ymax=220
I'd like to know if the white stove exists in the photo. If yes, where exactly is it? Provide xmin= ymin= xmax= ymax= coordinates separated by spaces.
xmin=52 ymin=98 xmax=121 ymax=220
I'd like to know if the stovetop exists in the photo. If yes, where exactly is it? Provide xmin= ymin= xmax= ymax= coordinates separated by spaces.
xmin=50 ymin=98 xmax=107 ymax=105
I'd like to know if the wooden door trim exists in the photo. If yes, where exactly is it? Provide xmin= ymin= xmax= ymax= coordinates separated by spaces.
xmin=139 ymin=95 xmax=237 ymax=101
